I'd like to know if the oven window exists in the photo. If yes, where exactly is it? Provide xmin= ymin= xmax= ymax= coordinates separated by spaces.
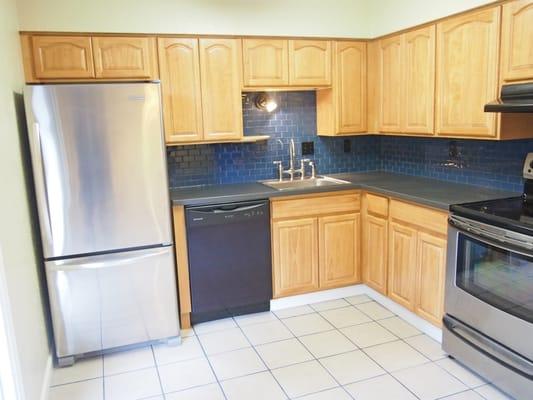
xmin=457 ymin=233 xmax=533 ymax=324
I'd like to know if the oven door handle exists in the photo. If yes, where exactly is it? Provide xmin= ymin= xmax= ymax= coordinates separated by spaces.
xmin=443 ymin=315 xmax=533 ymax=380
xmin=449 ymin=216 xmax=533 ymax=255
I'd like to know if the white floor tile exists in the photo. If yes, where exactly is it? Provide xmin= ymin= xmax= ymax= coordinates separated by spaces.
xmin=474 ymin=384 xmax=515 ymax=400
xmin=435 ymin=358 xmax=487 ymax=388
xmin=153 ymin=335 xmax=204 ymax=365
xmin=209 ymin=347 xmax=266 ymax=380
xmin=158 ymin=358 xmax=216 ymax=393
xmin=283 ymin=313 xmax=334 ymax=336
xmin=310 ymin=298 xmax=350 ymax=311
xmin=272 ymin=360 xmax=338 ymax=398
xmin=234 ymin=311 xmax=277 ymax=327
xmin=404 ymin=334 xmax=447 ymax=361
xmin=364 ymin=340 xmax=429 ymax=372
xmin=197 ymin=327 xmax=250 ymax=355
xmin=50 ymin=356 xmax=103 ymax=386
xmin=442 ymin=390 xmax=486 ymax=400
xmin=340 ymin=321 xmax=397 ymax=348
xmin=319 ymin=350 xmax=385 ymax=385
xmin=165 ymin=383 xmax=225 ymax=400
xmin=141 ymin=397 xmax=164 ymax=400
xmin=194 ymin=317 xmax=237 ymax=335
xmin=221 ymin=371 xmax=287 ymax=400
xmin=345 ymin=294 xmax=372 ymax=305
xmin=240 ymin=319 xmax=293 ymax=345
xmin=181 ymin=328 xmax=195 ymax=337
xmin=255 ymin=338 xmax=314 ymax=369
xmin=298 ymin=387 xmax=353 ymax=400
xmin=103 ymin=346 xmax=155 ymax=376
xmin=393 ymin=362 xmax=468 ymax=400
xmin=355 ymin=301 xmax=394 ymax=320
xmin=319 ymin=306 xmax=372 ymax=328
xmin=299 ymin=330 xmax=357 ymax=358
xmin=274 ymin=305 xmax=315 ymax=319
xmin=104 ymin=367 xmax=162 ymax=400
xmin=49 ymin=378 xmax=103 ymax=400
xmin=378 ymin=316 xmax=421 ymax=338
xmin=344 ymin=373 xmax=417 ymax=400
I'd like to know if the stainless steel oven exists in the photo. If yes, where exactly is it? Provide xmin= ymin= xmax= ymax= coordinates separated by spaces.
xmin=444 ymin=215 xmax=533 ymax=399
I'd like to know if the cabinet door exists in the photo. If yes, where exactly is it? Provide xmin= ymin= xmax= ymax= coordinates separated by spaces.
xmin=242 ymin=39 xmax=288 ymax=86
xmin=362 ymin=214 xmax=388 ymax=294
xmin=158 ymin=38 xmax=203 ymax=143
xmin=289 ymin=40 xmax=332 ymax=86
xmin=435 ymin=8 xmax=500 ymax=138
xmin=31 ymin=36 xmax=95 ymax=79
xmin=403 ymin=26 xmax=435 ymax=134
xmin=501 ymin=0 xmax=533 ymax=82
xmin=388 ymin=222 xmax=417 ymax=310
xmin=199 ymin=38 xmax=243 ymax=140
xmin=272 ymin=218 xmax=319 ymax=298
xmin=378 ymin=35 xmax=403 ymax=132
xmin=319 ymin=213 xmax=360 ymax=289
xmin=92 ymin=37 xmax=157 ymax=79
xmin=415 ymin=232 xmax=446 ymax=326
xmin=336 ymin=41 xmax=367 ymax=133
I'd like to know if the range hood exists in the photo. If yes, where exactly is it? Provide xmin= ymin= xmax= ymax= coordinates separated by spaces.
xmin=485 ymin=82 xmax=533 ymax=113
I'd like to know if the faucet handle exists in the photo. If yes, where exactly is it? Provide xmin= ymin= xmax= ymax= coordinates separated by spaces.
xmin=309 ymin=161 xmax=316 ymax=179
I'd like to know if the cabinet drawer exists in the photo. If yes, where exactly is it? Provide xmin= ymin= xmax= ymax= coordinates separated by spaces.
xmin=390 ymin=199 xmax=447 ymax=235
xmin=365 ymin=193 xmax=389 ymax=217
xmin=272 ymin=192 xmax=360 ymax=219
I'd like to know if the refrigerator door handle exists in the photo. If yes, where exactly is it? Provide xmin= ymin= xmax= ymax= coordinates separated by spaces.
xmin=29 ymin=122 xmax=53 ymax=250
xmin=47 ymin=247 xmax=170 ymax=271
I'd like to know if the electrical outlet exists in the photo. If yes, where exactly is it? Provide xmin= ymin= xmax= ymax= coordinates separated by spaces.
xmin=302 ymin=141 xmax=314 ymax=155
xmin=343 ymin=139 xmax=351 ymax=153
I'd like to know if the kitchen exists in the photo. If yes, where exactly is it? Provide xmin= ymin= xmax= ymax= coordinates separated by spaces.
xmin=1 ymin=0 xmax=532 ymax=400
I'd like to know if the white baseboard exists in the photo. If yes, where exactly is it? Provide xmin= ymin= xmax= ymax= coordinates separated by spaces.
xmin=39 ymin=355 xmax=52 ymax=400
xmin=271 ymin=284 xmax=442 ymax=343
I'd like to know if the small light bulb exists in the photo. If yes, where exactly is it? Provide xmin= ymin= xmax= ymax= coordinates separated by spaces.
xmin=265 ymin=100 xmax=278 ymax=112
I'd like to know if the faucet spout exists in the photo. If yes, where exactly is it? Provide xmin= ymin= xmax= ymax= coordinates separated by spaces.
xmin=289 ymin=139 xmax=295 ymax=171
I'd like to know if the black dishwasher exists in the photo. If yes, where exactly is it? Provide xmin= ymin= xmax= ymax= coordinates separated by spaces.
xmin=185 ymin=200 xmax=272 ymax=324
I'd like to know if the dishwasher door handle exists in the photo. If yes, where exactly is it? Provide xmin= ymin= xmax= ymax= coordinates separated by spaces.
xmin=191 ymin=203 xmax=266 ymax=215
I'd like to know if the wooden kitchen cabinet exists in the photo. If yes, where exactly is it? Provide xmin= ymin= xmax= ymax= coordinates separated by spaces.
xmin=158 ymin=38 xmax=204 ymax=143
xmin=317 ymin=41 xmax=367 ymax=136
xmin=92 ymin=36 xmax=157 ymax=79
xmin=272 ymin=218 xmax=319 ymax=297
xmin=388 ymin=222 xmax=417 ymax=310
xmin=30 ymin=35 xmax=95 ymax=79
xmin=289 ymin=40 xmax=332 ymax=86
xmin=242 ymin=39 xmax=289 ymax=86
xmin=199 ymin=38 xmax=243 ymax=141
xmin=501 ymin=0 xmax=533 ymax=82
xmin=435 ymin=7 xmax=500 ymax=138
xmin=415 ymin=231 xmax=446 ymax=326
xmin=319 ymin=213 xmax=360 ymax=289
xmin=378 ymin=35 xmax=403 ymax=132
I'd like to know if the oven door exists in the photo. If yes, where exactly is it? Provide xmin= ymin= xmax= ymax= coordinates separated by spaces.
xmin=446 ymin=216 xmax=533 ymax=360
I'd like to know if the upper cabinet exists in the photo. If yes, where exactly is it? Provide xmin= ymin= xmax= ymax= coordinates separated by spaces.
xmin=199 ymin=38 xmax=243 ymax=141
xmin=30 ymin=36 xmax=95 ymax=79
xmin=435 ymin=8 xmax=500 ymax=138
xmin=501 ymin=0 xmax=533 ymax=82
xmin=242 ymin=39 xmax=288 ymax=86
xmin=289 ymin=40 xmax=332 ymax=86
xmin=377 ymin=26 xmax=435 ymax=135
xmin=92 ymin=36 xmax=157 ymax=79
xmin=22 ymin=34 xmax=158 ymax=81
xmin=317 ymin=41 xmax=367 ymax=136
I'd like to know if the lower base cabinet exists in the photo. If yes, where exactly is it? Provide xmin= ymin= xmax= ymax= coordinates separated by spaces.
xmin=362 ymin=214 xmax=388 ymax=294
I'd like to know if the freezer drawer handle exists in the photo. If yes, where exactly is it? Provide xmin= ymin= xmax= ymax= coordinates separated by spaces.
xmin=444 ymin=315 xmax=533 ymax=380
xmin=47 ymin=248 xmax=169 ymax=271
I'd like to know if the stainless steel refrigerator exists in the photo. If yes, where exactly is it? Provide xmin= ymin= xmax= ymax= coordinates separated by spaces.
xmin=24 ymin=82 xmax=180 ymax=366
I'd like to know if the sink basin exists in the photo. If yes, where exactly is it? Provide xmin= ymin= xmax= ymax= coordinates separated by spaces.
xmin=261 ymin=176 xmax=351 ymax=191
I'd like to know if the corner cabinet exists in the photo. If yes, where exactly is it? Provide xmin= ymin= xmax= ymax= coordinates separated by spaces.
xmin=501 ymin=0 xmax=533 ymax=82
xmin=289 ymin=40 xmax=332 ymax=86
xmin=317 ymin=41 xmax=367 ymax=136
xmin=271 ymin=191 xmax=360 ymax=298
xmin=435 ymin=8 xmax=500 ymax=138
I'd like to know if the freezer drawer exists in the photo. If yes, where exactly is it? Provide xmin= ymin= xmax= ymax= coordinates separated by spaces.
xmin=46 ymin=246 xmax=179 ymax=358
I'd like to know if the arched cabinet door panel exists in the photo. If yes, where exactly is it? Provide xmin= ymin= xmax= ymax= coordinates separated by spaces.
xmin=289 ymin=40 xmax=332 ymax=86
xmin=243 ymin=39 xmax=289 ymax=86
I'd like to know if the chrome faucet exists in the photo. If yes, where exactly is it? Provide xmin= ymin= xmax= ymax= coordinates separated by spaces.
xmin=273 ymin=138 xmax=312 ymax=181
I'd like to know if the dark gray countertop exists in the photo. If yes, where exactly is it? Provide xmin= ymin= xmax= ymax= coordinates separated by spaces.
xmin=169 ymin=171 xmax=519 ymax=210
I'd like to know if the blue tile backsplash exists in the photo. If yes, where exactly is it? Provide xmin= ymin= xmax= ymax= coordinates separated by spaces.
xmin=167 ymin=91 xmax=533 ymax=192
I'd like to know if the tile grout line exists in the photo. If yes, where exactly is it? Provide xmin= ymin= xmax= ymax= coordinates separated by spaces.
xmin=150 ymin=345 xmax=166 ymax=400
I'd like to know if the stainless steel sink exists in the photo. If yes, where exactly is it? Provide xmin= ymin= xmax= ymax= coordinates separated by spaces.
xmin=260 ymin=176 xmax=351 ymax=191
